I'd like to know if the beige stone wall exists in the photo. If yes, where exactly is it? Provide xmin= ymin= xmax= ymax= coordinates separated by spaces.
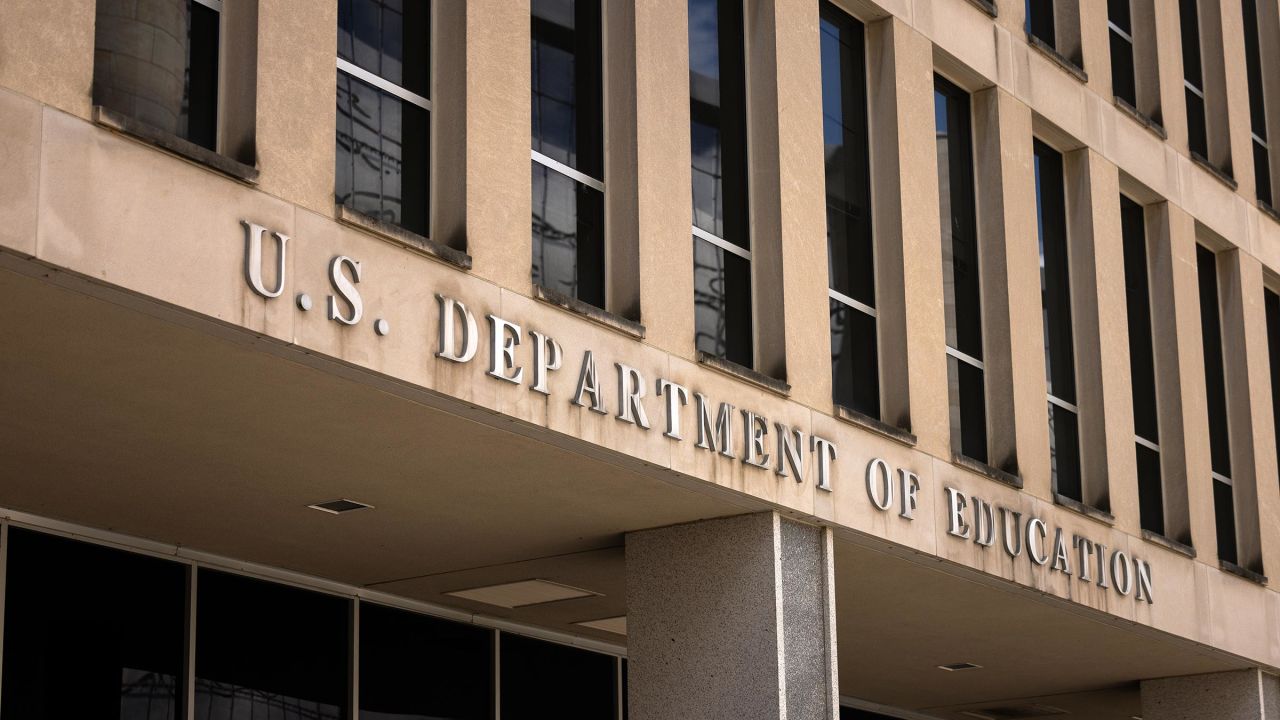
xmin=3 ymin=0 xmax=1280 ymax=672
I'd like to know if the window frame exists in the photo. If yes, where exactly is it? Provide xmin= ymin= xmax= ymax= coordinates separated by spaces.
xmin=935 ymin=73 xmax=988 ymax=464
xmin=690 ymin=0 xmax=755 ymax=368
xmin=530 ymin=0 xmax=608 ymax=309
xmin=821 ymin=1 xmax=881 ymax=420
xmin=335 ymin=0 xmax=435 ymax=239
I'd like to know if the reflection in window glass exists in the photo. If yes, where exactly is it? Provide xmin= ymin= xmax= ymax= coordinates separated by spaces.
xmin=359 ymin=603 xmax=492 ymax=720
xmin=1 ymin=528 xmax=186 ymax=720
xmin=690 ymin=0 xmax=752 ymax=366
xmin=336 ymin=0 xmax=430 ymax=236
xmin=531 ymin=0 xmax=605 ymax=308
xmin=500 ymin=633 xmax=616 ymax=718
xmin=92 ymin=0 xmax=220 ymax=150
xmin=195 ymin=570 xmax=349 ymax=720
xmin=821 ymin=2 xmax=878 ymax=417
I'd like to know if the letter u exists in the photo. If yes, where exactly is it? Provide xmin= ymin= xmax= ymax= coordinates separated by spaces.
xmin=242 ymin=220 xmax=288 ymax=298
xmin=1000 ymin=508 xmax=1023 ymax=557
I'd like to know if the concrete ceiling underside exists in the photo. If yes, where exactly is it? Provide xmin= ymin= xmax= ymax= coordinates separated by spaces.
xmin=0 ymin=258 xmax=1249 ymax=718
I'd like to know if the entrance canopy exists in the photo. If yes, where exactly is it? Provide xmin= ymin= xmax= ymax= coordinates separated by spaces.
xmin=0 ymin=257 xmax=1251 ymax=718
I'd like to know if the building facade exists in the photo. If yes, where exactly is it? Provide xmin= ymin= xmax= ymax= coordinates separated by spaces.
xmin=1 ymin=0 xmax=1280 ymax=717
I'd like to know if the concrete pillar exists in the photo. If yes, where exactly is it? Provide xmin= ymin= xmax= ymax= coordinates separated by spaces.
xmin=1066 ymin=149 xmax=1137 ymax=522
xmin=630 ymin=0 xmax=695 ymax=356
xmin=1167 ymin=204 xmax=1219 ymax=558
xmin=865 ymin=16 xmax=948 ymax=448
xmin=255 ymin=0 xmax=337 ymax=215
xmin=972 ymin=88 xmax=1049 ymax=494
xmin=626 ymin=513 xmax=838 ymax=720
xmin=1141 ymin=669 xmax=1280 ymax=720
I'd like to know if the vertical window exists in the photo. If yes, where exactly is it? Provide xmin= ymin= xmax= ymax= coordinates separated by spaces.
xmin=1109 ymin=0 xmax=1137 ymax=108
xmin=531 ymin=0 xmax=605 ymax=308
xmin=195 ymin=569 xmax=349 ymax=719
xmin=1034 ymin=140 xmax=1083 ymax=501
xmin=1 ymin=528 xmax=187 ymax=719
xmin=1267 ymin=287 xmax=1280 ymax=490
xmin=1196 ymin=244 xmax=1237 ymax=564
xmin=1122 ymin=196 xmax=1165 ymax=534
xmin=336 ymin=0 xmax=431 ymax=236
xmin=1242 ymin=0 xmax=1273 ymax=207
xmin=1026 ymin=0 xmax=1057 ymax=47
xmin=499 ymin=633 xmax=617 ymax=717
xmin=1180 ymin=0 xmax=1209 ymax=160
xmin=936 ymin=76 xmax=987 ymax=464
xmin=93 ymin=0 xmax=221 ymax=150
xmin=821 ymin=3 xmax=878 ymax=418
xmin=359 ymin=602 xmax=493 ymax=719
xmin=690 ymin=0 xmax=752 ymax=367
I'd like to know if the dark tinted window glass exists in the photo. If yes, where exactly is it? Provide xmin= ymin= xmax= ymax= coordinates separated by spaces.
xmin=822 ymin=2 xmax=879 ymax=418
xmin=532 ymin=163 xmax=605 ymax=307
xmin=336 ymin=73 xmax=430 ymax=236
xmin=338 ymin=0 xmax=429 ymax=97
xmin=531 ymin=0 xmax=605 ymax=308
xmin=1196 ymin=244 xmax=1232 ymax=479
xmin=532 ymin=0 xmax=603 ymax=176
xmin=1179 ymin=0 xmax=1203 ymax=88
xmin=1242 ymin=0 xmax=1266 ymax=138
xmin=1256 ymin=141 xmax=1274 ymax=207
xmin=1180 ymin=0 xmax=1209 ymax=158
xmin=1109 ymin=0 xmax=1132 ymax=32
xmin=1109 ymin=26 xmax=1137 ymax=108
xmin=1137 ymin=441 xmax=1165 ymax=535
xmin=336 ymin=0 xmax=430 ymax=237
xmin=195 ymin=570 xmax=349 ymax=719
xmin=689 ymin=0 xmax=749 ymax=247
xmin=1122 ymin=197 xmax=1159 ymax=443
xmin=359 ymin=603 xmax=492 ymax=720
xmin=690 ymin=0 xmax=751 ymax=366
xmin=1 ymin=528 xmax=186 ymax=720
xmin=1026 ymin=0 xmax=1057 ymax=46
xmin=1214 ymin=479 xmax=1238 ymax=565
xmin=1266 ymin=288 xmax=1280 ymax=485
xmin=822 ymin=5 xmax=874 ymax=306
xmin=936 ymin=79 xmax=982 ymax=360
xmin=93 ymin=0 xmax=220 ymax=150
xmin=1049 ymin=401 xmax=1083 ymax=501
xmin=936 ymin=76 xmax=986 ymax=463
xmin=1034 ymin=141 xmax=1077 ymax=405
xmin=1035 ymin=140 xmax=1082 ymax=499
xmin=695 ymin=238 xmax=753 ymax=364
xmin=831 ymin=298 xmax=880 ymax=417
xmin=185 ymin=2 xmax=220 ymax=151
xmin=499 ymin=633 xmax=615 ymax=718
xmin=949 ymin=356 xmax=989 ymax=463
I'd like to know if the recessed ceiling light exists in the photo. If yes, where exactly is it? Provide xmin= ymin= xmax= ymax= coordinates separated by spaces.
xmin=574 ymin=616 xmax=627 ymax=635
xmin=960 ymin=705 xmax=1068 ymax=719
xmin=308 ymin=499 xmax=373 ymax=514
xmin=938 ymin=662 xmax=983 ymax=671
xmin=445 ymin=579 xmax=600 ymax=608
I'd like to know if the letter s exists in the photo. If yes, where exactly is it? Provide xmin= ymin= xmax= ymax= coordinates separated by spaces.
xmin=327 ymin=255 xmax=363 ymax=325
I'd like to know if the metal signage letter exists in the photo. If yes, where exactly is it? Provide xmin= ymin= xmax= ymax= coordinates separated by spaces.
xmin=241 ymin=220 xmax=288 ymax=299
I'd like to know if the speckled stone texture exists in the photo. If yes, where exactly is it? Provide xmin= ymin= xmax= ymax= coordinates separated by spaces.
xmin=1141 ymin=669 xmax=1280 ymax=719
xmin=626 ymin=512 xmax=837 ymax=720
